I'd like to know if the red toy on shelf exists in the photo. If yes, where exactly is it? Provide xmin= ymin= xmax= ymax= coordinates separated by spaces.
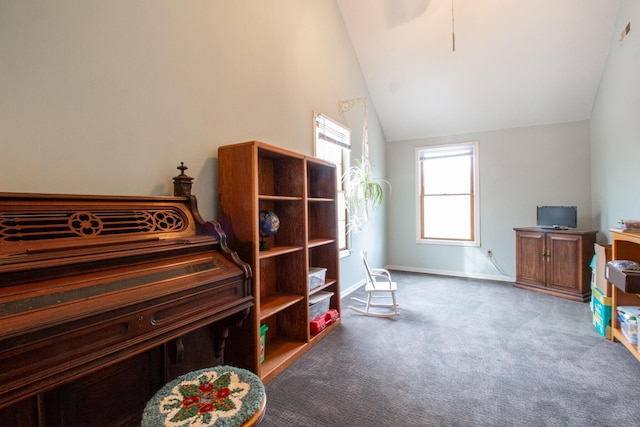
xmin=310 ymin=309 xmax=340 ymax=335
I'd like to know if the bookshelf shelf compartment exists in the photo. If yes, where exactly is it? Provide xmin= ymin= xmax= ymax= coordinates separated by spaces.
xmin=259 ymin=195 xmax=303 ymax=202
xmin=257 ymin=246 xmax=303 ymax=259
xmin=260 ymin=293 xmax=305 ymax=320
xmin=310 ymin=279 xmax=337 ymax=296
xmin=308 ymin=238 xmax=335 ymax=248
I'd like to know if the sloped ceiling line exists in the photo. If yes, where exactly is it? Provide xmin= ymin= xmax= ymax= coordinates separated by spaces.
xmin=337 ymin=0 xmax=621 ymax=141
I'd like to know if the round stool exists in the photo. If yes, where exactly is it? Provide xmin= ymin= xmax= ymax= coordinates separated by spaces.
xmin=142 ymin=365 xmax=266 ymax=427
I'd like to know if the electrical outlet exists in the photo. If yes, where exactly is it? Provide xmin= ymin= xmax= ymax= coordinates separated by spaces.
xmin=486 ymin=250 xmax=492 ymax=258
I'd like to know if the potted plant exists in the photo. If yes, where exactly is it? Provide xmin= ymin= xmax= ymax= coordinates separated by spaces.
xmin=339 ymin=97 xmax=390 ymax=233
xmin=343 ymin=153 xmax=390 ymax=234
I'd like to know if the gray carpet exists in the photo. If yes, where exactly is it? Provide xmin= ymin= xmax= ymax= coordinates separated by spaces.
xmin=260 ymin=272 xmax=640 ymax=426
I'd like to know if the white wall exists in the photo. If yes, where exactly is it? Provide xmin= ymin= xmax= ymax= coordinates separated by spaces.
xmin=0 ymin=0 xmax=384 ymax=290
xmin=591 ymin=0 xmax=640 ymax=242
xmin=385 ymin=0 xmax=637 ymax=279
xmin=386 ymin=121 xmax=593 ymax=280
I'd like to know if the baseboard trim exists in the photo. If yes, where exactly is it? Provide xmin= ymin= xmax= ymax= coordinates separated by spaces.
xmin=385 ymin=265 xmax=515 ymax=283
xmin=341 ymin=267 xmax=513 ymax=298
xmin=341 ymin=279 xmax=366 ymax=297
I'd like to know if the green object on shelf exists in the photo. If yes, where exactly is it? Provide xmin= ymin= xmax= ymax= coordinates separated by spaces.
xmin=260 ymin=324 xmax=268 ymax=364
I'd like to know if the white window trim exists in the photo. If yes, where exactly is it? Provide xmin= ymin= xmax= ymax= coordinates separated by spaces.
xmin=313 ymin=111 xmax=351 ymax=257
xmin=415 ymin=141 xmax=480 ymax=247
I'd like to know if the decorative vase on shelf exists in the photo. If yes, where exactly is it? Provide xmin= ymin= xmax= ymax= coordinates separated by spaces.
xmin=259 ymin=210 xmax=280 ymax=251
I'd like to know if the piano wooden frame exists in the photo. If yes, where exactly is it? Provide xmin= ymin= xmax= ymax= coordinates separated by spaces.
xmin=0 ymin=167 xmax=253 ymax=426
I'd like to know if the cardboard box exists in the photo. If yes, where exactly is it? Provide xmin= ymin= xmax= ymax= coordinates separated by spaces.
xmin=593 ymin=287 xmax=612 ymax=320
xmin=605 ymin=261 xmax=640 ymax=293
xmin=594 ymin=244 xmax=612 ymax=297
xmin=592 ymin=287 xmax=612 ymax=339
xmin=589 ymin=255 xmax=596 ymax=311
xmin=593 ymin=311 xmax=611 ymax=339
xmin=592 ymin=286 xmax=612 ymax=338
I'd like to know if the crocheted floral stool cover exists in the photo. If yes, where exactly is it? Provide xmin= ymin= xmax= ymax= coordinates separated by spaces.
xmin=141 ymin=365 xmax=266 ymax=427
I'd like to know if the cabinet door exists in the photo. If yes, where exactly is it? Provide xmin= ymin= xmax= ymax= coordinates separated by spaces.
xmin=515 ymin=230 xmax=546 ymax=287
xmin=547 ymin=233 xmax=582 ymax=292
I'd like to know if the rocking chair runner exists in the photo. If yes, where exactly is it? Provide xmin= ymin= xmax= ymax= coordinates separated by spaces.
xmin=348 ymin=251 xmax=399 ymax=317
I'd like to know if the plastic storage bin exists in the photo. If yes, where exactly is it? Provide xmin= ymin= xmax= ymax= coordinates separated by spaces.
xmin=308 ymin=267 xmax=327 ymax=291
xmin=617 ymin=306 xmax=640 ymax=345
xmin=309 ymin=291 xmax=333 ymax=321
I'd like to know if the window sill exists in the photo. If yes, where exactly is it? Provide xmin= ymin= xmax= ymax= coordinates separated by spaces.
xmin=416 ymin=239 xmax=480 ymax=247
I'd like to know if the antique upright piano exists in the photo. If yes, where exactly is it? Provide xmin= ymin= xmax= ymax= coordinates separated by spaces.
xmin=0 ymin=165 xmax=253 ymax=426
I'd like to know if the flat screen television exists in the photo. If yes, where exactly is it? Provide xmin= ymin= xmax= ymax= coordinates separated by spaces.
xmin=536 ymin=205 xmax=577 ymax=229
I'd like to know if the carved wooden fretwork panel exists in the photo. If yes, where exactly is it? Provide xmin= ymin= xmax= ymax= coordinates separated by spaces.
xmin=0 ymin=209 xmax=188 ymax=242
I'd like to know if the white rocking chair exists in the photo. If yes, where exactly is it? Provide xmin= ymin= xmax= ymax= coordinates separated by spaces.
xmin=348 ymin=251 xmax=399 ymax=317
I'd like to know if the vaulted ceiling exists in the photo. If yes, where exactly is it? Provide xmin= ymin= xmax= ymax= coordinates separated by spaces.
xmin=336 ymin=0 xmax=621 ymax=141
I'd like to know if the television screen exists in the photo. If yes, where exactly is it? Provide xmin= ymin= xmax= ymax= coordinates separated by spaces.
xmin=536 ymin=206 xmax=577 ymax=229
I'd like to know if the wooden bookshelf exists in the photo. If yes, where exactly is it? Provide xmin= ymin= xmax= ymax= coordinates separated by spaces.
xmin=218 ymin=141 xmax=341 ymax=383
xmin=609 ymin=229 xmax=640 ymax=362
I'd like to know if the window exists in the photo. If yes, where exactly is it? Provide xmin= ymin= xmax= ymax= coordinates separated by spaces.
xmin=417 ymin=141 xmax=479 ymax=246
xmin=314 ymin=112 xmax=350 ymax=255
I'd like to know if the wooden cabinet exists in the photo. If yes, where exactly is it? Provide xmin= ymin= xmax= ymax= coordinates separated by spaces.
xmin=218 ymin=141 xmax=340 ymax=383
xmin=609 ymin=230 xmax=640 ymax=362
xmin=514 ymin=227 xmax=597 ymax=302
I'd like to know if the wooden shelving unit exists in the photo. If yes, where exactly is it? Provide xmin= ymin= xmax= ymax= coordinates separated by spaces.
xmin=218 ymin=141 xmax=341 ymax=383
xmin=609 ymin=229 xmax=640 ymax=362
